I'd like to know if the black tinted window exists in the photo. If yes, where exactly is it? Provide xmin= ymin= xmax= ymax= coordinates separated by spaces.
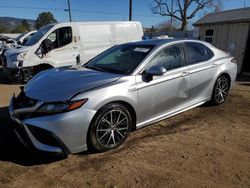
xmin=184 ymin=42 xmax=213 ymax=64
xmin=147 ymin=44 xmax=183 ymax=71
xmin=46 ymin=27 xmax=72 ymax=49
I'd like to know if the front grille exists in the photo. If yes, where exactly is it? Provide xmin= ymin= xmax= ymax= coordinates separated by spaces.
xmin=15 ymin=90 xmax=37 ymax=109
xmin=13 ymin=122 xmax=34 ymax=149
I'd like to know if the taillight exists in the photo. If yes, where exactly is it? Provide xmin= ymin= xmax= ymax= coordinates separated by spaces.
xmin=231 ymin=58 xmax=237 ymax=64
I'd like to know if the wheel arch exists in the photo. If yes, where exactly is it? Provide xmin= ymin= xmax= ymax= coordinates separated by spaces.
xmin=94 ymin=100 xmax=137 ymax=132
xmin=86 ymin=100 xmax=137 ymax=151
xmin=34 ymin=63 xmax=54 ymax=72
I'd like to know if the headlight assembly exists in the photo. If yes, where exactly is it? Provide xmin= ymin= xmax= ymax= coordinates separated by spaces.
xmin=10 ymin=52 xmax=27 ymax=61
xmin=36 ymin=99 xmax=88 ymax=114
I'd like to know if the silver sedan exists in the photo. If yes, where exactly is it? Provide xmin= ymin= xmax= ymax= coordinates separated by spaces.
xmin=9 ymin=39 xmax=237 ymax=155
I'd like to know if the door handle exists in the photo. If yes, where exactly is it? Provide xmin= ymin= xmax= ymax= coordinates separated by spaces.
xmin=180 ymin=71 xmax=190 ymax=77
xmin=211 ymin=63 xmax=217 ymax=68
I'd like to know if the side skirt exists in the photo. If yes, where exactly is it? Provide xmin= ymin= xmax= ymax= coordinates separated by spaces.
xmin=136 ymin=100 xmax=207 ymax=130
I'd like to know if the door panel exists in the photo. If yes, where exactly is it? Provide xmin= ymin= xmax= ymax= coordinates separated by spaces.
xmin=183 ymin=42 xmax=216 ymax=104
xmin=188 ymin=61 xmax=218 ymax=103
xmin=43 ymin=26 xmax=78 ymax=67
xmin=49 ymin=45 xmax=79 ymax=67
xmin=136 ymin=66 xmax=190 ymax=125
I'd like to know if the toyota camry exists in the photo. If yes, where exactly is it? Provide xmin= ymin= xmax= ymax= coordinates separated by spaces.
xmin=9 ymin=39 xmax=237 ymax=156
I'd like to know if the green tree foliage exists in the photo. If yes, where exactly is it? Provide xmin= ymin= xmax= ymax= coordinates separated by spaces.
xmin=0 ymin=21 xmax=8 ymax=33
xmin=35 ymin=12 xmax=57 ymax=29
xmin=11 ymin=24 xmax=27 ymax=33
xmin=22 ymin=19 xmax=30 ymax=31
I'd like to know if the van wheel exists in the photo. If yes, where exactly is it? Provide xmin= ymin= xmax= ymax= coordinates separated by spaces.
xmin=211 ymin=76 xmax=230 ymax=105
xmin=88 ymin=103 xmax=132 ymax=152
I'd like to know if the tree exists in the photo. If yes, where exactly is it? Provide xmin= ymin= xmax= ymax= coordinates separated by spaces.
xmin=22 ymin=19 xmax=30 ymax=31
xmin=35 ymin=12 xmax=57 ymax=29
xmin=152 ymin=0 xmax=222 ymax=31
xmin=156 ymin=19 xmax=179 ymax=32
xmin=11 ymin=24 xmax=27 ymax=33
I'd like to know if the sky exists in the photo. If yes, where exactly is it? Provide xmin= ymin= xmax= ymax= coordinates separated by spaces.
xmin=0 ymin=0 xmax=249 ymax=28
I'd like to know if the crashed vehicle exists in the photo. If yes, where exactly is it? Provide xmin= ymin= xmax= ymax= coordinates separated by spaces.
xmin=0 ymin=31 xmax=36 ymax=65
xmin=9 ymin=39 xmax=237 ymax=156
xmin=0 ymin=31 xmax=36 ymax=55
xmin=3 ymin=21 xmax=143 ymax=83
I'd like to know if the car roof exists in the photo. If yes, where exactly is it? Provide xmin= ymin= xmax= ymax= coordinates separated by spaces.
xmin=127 ymin=38 xmax=213 ymax=48
xmin=130 ymin=39 xmax=177 ymax=46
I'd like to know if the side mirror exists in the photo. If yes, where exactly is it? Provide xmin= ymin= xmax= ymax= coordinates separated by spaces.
xmin=142 ymin=65 xmax=166 ymax=82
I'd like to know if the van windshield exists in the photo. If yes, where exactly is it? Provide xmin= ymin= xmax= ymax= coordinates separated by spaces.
xmin=24 ymin=25 xmax=54 ymax=46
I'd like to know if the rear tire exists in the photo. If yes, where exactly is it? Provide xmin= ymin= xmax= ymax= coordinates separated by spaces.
xmin=88 ymin=103 xmax=132 ymax=152
xmin=210 ymin=76 xmax=230 ymax=105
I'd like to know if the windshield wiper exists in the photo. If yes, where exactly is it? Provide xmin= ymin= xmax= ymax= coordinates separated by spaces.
xmin=84 ymin=65 xmax=109 ymax=73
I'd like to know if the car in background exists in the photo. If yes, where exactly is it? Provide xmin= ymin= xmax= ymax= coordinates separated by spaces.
xmin=9 ymin=39 xmax=237 ymax=156
xmin=0 ymin=31 xmax=36 ymax=65
xmin=3 ymin=22 xmax=143 ymax=83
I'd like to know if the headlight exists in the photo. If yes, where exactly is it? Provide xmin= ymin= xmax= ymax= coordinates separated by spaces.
xmin=36 ymin=99 xmax=88 ymax=114
xmin=9 ymin=52 xmax=27 ymax=61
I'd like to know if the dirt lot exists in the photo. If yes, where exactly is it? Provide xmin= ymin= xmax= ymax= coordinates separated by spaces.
xmin=0 ymin=67 xmax=249 ymax=188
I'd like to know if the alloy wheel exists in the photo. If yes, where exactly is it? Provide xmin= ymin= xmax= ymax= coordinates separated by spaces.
xmin=214 ymin=77 xmax=229 ymax=104
xmin=96 ymin=110 xmax=129 ymax=148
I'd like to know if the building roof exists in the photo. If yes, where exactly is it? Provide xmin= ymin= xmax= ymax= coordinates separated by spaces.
xmin=193 ymin=7 xmax=250 ymax=26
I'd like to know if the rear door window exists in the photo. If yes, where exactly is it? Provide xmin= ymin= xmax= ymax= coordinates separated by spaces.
xmin=184 ymin=42 xmax=213 ymax=65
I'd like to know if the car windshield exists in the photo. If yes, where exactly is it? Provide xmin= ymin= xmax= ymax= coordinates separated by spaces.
xmin=85 ymin=44 xmax=154 ymax=75
xmin=24 ymin=25 xmax=54 ymax=46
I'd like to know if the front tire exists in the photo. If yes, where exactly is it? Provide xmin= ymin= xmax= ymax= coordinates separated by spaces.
xmin=211 ymin=76 xmax=230 ymax=105
xmin=88 ymin=103 xmax=132 ymax=152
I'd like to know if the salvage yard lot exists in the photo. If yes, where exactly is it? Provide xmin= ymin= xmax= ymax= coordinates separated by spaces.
xmin=0 ymin=67 xmax=249 ymax=187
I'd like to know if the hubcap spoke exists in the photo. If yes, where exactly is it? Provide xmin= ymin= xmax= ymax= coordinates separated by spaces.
xmin=106 ymin=132 xmax=112 ymax=147
xmin=98 ymin=130 xmax=110 ymax=141
xmin=116 ymin=130 xmax=125 ymax=138
xmin=116 ymin=111 xmax=121 ymax=124
xmin=111 ymin=131 xmax=116 ymax=146
xmin=102 ymin=117 xmax=112 ymax=126
xmin=117 ymin=117 xmax=127 ymax=125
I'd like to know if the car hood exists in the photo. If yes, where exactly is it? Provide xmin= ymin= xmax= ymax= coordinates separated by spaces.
xmin=5 ymin=45 xmax=31 ymax=56
xmin=25 ymin=67 xmax=122 ymax=102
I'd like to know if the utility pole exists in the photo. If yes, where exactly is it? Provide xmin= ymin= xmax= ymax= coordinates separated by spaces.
xmin=170 ymin=0 xmax=173 ymax=32
xmin=67 ymin=0 xmax=72 ymax=22
xmin=129 ymin=0 xmax=132 ymax=21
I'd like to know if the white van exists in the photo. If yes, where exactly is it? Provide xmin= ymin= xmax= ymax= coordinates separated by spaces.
xmin=3 ymin=21 xmax=143 ymax=82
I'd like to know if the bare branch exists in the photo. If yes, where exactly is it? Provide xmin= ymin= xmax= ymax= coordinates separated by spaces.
xmin=152 ymin=0 xmax=220 ymax=30
xmin=187 ymin=0 xmax=213 ymax=19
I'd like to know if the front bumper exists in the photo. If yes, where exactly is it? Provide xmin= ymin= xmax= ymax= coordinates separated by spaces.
xmin=9 ymin=96 xmax=96 ymax=155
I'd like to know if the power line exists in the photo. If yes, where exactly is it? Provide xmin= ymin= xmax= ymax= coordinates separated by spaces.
xmin=0 ymin=5 xmax=162 ymax=18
